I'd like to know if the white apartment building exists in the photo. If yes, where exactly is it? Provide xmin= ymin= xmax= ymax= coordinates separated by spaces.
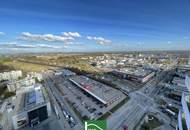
xmin=28 ymin=72 xmax=43 ymax=81
xmin=177 ymin=75 xmax=190 ymax=130
xmin=7 ymin=77 xmax=35 ymax=92
xmin=0 ymin=70 xmax=22 ymax=81
xmin=185 ymin=75 xmax=190 ymax=92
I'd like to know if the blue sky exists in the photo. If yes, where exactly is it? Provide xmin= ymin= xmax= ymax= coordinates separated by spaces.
xmin=0 ymin=0 xmax=190 ymax=53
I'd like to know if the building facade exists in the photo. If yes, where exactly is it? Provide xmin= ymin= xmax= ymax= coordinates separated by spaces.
xmin=0 ymin=71 xmax=22 ymax=81
xmin=177 ymin=75 xmax=190 ymax=130
xmin=11 ymin=86 xmax=51 ymax=130
xmin=7 ymin=77 xmax=35 ymax=92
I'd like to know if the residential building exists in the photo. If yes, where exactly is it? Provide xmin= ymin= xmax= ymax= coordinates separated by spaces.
xmin=0 ymin=71 xmax=22 ymax=81
xmin=177 ymin=75 xmax=190 ymax=130
xmin=7 ymin=77 xmax=35 ymax=92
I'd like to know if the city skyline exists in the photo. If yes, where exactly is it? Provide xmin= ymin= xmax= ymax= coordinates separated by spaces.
xmin=0 ymin=0 xmax=190 ymax=53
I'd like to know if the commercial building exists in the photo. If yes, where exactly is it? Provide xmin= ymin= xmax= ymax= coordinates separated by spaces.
xmin=54 ymin=69 xmax=76 ymax=77
xmin=177 ymin=75 xmax=190 ymax=130
xmin=172 ymin=77 xmax=186 ymax=88
xmin=112 ymin=67 xmax=155 ymax=83
xmin=10 ymin=86 xmax=51 ymax=130
xmin=61 ymin=69 xmax=76 ymax=77
xmin=69 ymin=76 xmax=124 ymax=106
xmin=0 ymin=70 xmax=22 ymax=81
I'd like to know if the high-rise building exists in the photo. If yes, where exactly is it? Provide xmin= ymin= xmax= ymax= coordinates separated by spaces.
xmin=185 ymin=75 xmax=190 ymax=92
xmin=177 ymin=75 xmax=190 ymax=130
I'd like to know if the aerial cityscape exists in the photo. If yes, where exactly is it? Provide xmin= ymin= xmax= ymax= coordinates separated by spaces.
xmin=0 ymin=0 xmax=190 ymax=130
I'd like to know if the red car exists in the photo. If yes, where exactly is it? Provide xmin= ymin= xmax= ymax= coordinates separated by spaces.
xmin=123 ymin=125 xmax=128 ymax=130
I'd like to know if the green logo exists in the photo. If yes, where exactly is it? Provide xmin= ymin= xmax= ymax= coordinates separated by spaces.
xmin=85 ymin=120 xmax=106 ymax=130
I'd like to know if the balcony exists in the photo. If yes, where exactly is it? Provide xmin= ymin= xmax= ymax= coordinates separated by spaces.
xmin=181 ymin=93 xmax=190 ymax=130
xmin=178 ymin=111 xmax=188 ymax=130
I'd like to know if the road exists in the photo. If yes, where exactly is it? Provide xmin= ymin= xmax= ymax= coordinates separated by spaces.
xmin=43 ymin=73 xmax=84 ymax=130
xmin=44 ymin=76 xmax=71 ymax=130
xmin=107 ymin=70 xmax=175 ymax=130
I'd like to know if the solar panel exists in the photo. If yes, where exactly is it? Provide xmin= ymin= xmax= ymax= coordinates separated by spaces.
xmin=27 ymin=91 xmax=36 ymax=105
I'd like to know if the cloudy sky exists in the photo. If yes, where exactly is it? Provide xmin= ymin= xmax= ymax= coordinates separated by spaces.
xmin=0 ymin=0 xmax=190 ymax=53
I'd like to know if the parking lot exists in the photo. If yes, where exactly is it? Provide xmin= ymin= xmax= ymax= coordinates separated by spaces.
xmin=56 ymin=75 xmax=126 ymax=120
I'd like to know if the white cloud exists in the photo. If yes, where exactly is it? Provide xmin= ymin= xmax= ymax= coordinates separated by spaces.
xmin=86 ymin=36 xmax=112 ymax=45
xmin=19 ymin=32 xmax=74 ymax=42
xmin=183 ymin=36 xmax=189 ymax=39
xmin=167 ymin=41 xmax=172 ymax=44
xmin=137 ymin=42 xmax=144 ymax=45
xmin=36 ymin=44 xmax=65 ymax=49
xmin=62 ymin=32 xmax=81 ymax=38
xmin=0 ymin=32 xmax=5 ymax=35
xmin=0 ymin=42 xmax=65 ymax=49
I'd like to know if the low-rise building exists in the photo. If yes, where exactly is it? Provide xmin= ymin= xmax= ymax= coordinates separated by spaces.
xmin=112 ymin=67 xmax=155 ymax=83
xmin=10 ymin=86 xmax=51 ymax=130
xmin=69 ymin=76 xmax=124 ymax=106
xmin=61 ymin=69 xmax=76 ymax=77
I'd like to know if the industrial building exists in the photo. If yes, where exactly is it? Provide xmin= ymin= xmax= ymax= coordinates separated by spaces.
xmin=10 ymin=85 xmax=51 ymax=130
xmin=69 ymin=76 xmax=124 ymax=106
xmin=177 ymin=75 xmax=190 ymax=130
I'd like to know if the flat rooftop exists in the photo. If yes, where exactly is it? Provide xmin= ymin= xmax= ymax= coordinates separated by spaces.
xmin=172 ymin=77 xmax=185 ymax=85
xmin=13 ymin=87 xmax=47 ymax=114
xmin=69 ymin=76 xmax=124 ymax=105
xmin=24 ymin=88 xmax=45 ymax=109
xmin=114 ymin=67 xmax=153 ymax=78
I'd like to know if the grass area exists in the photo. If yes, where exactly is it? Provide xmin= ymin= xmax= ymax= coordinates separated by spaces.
xmin=140 ymin=115 xmax=162 ymax=130
xmin=3 ymin=61 xmax=50 ymax=73
xmin=157 ymin=99 xmax=167 ymax=106
xmin=20 ymin=55 xmax=99 ymax=74
xmin=4 ymin=91 xmax=16 ymax=99
xmin=0 ymin=58 xmax=15 ymax=72
xmin=0 ymin=85 xmax=7 ymax=97
xmin=0 ymin=85 xmax=15 ymax=99
xmin=1 ymin=55 xmax=99 ymax=74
